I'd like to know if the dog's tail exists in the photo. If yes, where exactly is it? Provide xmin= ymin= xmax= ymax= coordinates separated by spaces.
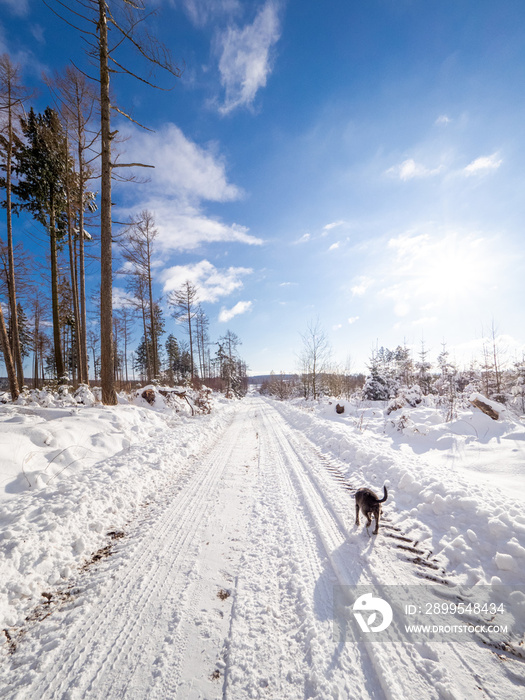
xmin=378 ymin=485 xmax=388 ymax=503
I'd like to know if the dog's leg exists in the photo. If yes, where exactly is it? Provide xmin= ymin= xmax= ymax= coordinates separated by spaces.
xmin=355 ymin=503 xmax=360 ymax=526
xmin=373 ymin=511 xmax=380 ymax=535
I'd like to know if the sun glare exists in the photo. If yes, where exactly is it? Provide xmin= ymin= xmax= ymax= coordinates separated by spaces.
xmin=386 ymin=230 xmax=495 ymax=313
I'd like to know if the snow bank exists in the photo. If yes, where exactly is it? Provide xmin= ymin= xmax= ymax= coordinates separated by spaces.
xmin=269 ymin=396 xmax=525 ymax=590
xmin=0 ymin=386 xmax=234 ymax=632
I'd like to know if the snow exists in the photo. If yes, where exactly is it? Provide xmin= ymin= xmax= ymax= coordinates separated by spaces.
xmin=275 ymin=396 xmax=525 ymax=589
xmin=0 ymin=389 xmax=524 ymax=698
xmin=0 ymin=386 xmax=233 ymax=631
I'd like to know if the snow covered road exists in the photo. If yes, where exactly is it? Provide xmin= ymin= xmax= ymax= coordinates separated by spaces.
xmin=1 ymin=397 xmax=524 ymax=699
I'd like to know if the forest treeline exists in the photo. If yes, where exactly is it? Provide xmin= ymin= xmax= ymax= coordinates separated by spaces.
xmin=261 ymin=321 xmax=525 ymax=419
xmin=0 ymin=3 xmax=248 ymax=401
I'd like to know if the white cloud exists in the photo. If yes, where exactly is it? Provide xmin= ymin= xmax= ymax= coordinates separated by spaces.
xmin=463 ymin=152 xmax=502 ymax=176
xmin=218 ymin=300 xmax=253 ymax=322
xmin=322 ymin=220 xmax=345 ymax=235
xmin=351 ymin=277 xmax=373 ymax=297
xmin=217 ymin=1 xmax=281 ymax=114
xmin=118 ymin=123 xmax=242 ymax=203
xmin=435 ymin=114 xmax=451 ymax=126
xmin=387 ymin=158 xmax=443 ymax=181
xmin=182 ymin=0 xmax=241 ymax=27
xmin=161 ymin=260 xmax=253 ymax=303
xmin=115 ymin=123 xmax=262 ymax=251
xmin=348 ymin=316 xmax=359 ymax=324
xmin=142 ymin=199 xmax=262 ymax=251
xmin=112 ymin=288 xmax=137 ymax=310
xmin=0 ymin=0 xmax=28 ymax=16
xmin=294 ymin=232 xmax=311 ymax=244
xmin=328 ymin=242 xmax=340 ymax=251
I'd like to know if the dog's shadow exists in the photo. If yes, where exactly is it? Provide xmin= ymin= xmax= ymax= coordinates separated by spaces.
xmin=312 ymin=536 xmax=384 ymax=678
xmin=312 ymin=531 xmax=379 ymax=624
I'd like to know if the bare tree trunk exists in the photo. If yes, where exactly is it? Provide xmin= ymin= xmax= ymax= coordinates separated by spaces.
xmin=141 ymin=300 xmax=151 ymax=381
xmin=0 ymin=301 xmax=19 ymax=400
xmin=5 ymin=75 xmax=24 ymax=388
xmin=65 ymin=137 xmax=83 ymax=385
xmin=77 ymin=146 xmax=89 ymax=384
xmin=147 ymin=270 xmax=157 ymax=380
xmin=98 ymin=0 xmax=116 ymax=404
xmin=50 ymin=198 xmax=65 ymax=380
xmin=187 ymin=303 xmax=194 ymax=379
xmin=32 ymin=302 xmax=40 ymax=390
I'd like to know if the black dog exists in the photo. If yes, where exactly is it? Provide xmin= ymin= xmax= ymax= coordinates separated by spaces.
xmin=354 ymin=485 xmax=388 ymax=535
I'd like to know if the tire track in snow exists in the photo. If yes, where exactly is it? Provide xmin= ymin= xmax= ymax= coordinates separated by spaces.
xmin=261 ymin=400 xmax=512 ymax=700
xmin=256 ymin=401 xmax=465 ymax=700
xmin=8 ymin=408 xmax=243 ymax=700
xmin=152 ymin=407 xmax=260 ymax=700
xmin=223 ymin=402 xmax=378 ymax=699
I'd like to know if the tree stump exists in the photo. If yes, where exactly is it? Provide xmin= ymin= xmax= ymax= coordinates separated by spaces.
xmin=141 ymin=388 xmax=156 ymax=405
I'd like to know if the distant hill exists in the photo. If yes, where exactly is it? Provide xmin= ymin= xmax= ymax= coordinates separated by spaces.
xmin=247 ymin=374 xmax=297 ymax=384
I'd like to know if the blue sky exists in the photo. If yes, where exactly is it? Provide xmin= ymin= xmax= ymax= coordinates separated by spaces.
xmin=1 ymin=0 xmax=524 ymax=375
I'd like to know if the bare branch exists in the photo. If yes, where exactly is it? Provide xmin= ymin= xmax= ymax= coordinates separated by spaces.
xmin=110 ymin=105 xmax=154 ymax=131
xmin=111 ymin=162 xmax=154 ymax=169
xmin=42 ymin=0 xmax=97 ymax=36
xmin=106 ymin=5 xmax=182 ymax=79
xmin=108 ymin=55 xmax=172 ymax=91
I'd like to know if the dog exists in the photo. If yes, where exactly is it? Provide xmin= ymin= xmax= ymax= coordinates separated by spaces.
xmin=354 ymin=485 xmax=388 ymax=535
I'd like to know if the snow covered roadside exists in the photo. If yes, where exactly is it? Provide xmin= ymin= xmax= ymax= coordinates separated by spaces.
xmin=0 ymin=388 xmax=236 ymax=634
xmin=268 ymin=397 xmax=525 ymax=591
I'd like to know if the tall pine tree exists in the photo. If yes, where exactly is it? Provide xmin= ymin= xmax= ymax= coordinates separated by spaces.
xmin=18 ymin=107 xmax=70 ymax=381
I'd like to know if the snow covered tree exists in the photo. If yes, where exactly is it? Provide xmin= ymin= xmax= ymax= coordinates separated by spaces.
xmin=481 ymin=321 xmax=506 ymax=402
xmin=362 ymin=349 xmax=391 ymax=401
xmin=362 ymin=346 xmax=402 ymax=401
xmin=510 ymin=357 xmax=525 ymax=414
xmin=394 ymin=344 xmax=414 ymax=388
xmin=435 ymin=342 xmax=457 ymax=420
xmin=415 ymin=340 xmax=433 ymax=395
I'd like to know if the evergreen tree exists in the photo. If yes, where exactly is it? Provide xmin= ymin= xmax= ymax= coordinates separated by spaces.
xmin=363 ymin=347 xmax=399 ymax=400
xmin=18 ymin=107 xmax=71 ymax=381
xmin=435 ymin=342 xmax=457 ymax=420
xmin=362 ymin=350 xmax=391 ymax=401
xmin=8 ymin=302 xmax=32 ymax=362
xmin=415 ymin=340 xmax=433 ymax=395
xmin=394 ymin=344 xmax=414 ymax=388
xmin=215 ymin=331 xmax=248 ymax=398
xmin=134 ymin=305 xmax=165 ymax=382
xmin=165 ymin=334 xmax=180 ymax=384
xmin=511 ymin=357 xmax=525 ymax=414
